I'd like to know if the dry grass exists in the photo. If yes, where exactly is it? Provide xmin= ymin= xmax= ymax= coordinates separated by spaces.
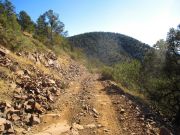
xmin=0 ymin=79 xmax=13 ymax=102
xmin=0 ymin=66 xmax=11 ymax=77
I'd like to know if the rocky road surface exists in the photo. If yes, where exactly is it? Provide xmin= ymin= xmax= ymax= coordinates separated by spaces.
xmin=0 ymin=47 xmax=174 ymax=135
xmin=28 ymin=72 xmax=172 ymax=135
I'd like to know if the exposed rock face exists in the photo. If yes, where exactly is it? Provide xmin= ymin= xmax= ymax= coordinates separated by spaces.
xmin=0 ymin=50 xmax=66 ymax=134
xmin=0 ymin=70 xmax=62 ymax=133
xmin=0 ymin=47 xmax=84 ymax=134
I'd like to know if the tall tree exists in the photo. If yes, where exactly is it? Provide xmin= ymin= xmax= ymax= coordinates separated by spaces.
xmin=165 ymin=25 xmax=180 ymax=125
xmin=0 ymin=0 xmax=4 ymax=13
xmin=0 ymin=0 xmax=5 ymax=24
xmin=35 ymin=14 xmax=48 ymax=41
xmin=0 ymin=0 xmax=20 ymax=30
xmin=18 ymin=10 xmax=35 ymax=33
xmin=45 ymin=10 xmax=65 ymax=43
xmin=3 ymin=0 xmax=14 ymax=16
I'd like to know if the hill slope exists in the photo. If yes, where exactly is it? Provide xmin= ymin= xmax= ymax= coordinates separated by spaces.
xmin=69 ymin=32 xmax=151 ymax=65
xmin=0 ymin=46 xmax=173 ymax=135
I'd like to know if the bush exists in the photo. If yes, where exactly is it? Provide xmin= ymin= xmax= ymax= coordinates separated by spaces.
xmin=101 ymin=66 xmax=113 ymax=80
xmin=112 ymin=60 xmax=141 ymax=89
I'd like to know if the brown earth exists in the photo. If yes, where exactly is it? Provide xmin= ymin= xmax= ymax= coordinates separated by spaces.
xmin=28 ymin=74 xmax=173 ymax=135
xmin=0 ymin=46 xmax=174 ymax=135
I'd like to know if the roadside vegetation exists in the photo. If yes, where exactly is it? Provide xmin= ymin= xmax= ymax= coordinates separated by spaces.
xmin=101 ymin=30 xmax=180 ymax=125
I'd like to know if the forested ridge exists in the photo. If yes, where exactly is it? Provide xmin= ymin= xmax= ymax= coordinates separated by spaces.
xmin=69 ymin=32 xmax=151 ymax=65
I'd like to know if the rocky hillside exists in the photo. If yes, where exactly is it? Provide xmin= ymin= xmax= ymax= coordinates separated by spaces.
xmin=69 ymin=32 xmax=151 ymax=65
xmin=0 ymin=45 xmax=175 ymax=135
xmin=0 ymin=45 xmax=83 ymax=134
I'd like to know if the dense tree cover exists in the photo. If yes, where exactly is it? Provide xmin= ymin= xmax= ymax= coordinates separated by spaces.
xmin=165 ymin=25 xmax=180 ymax=125
xmin=0 ymin=0 xmax=20 ymax=31
xmin=35 ymin=14 xmax=48 ymax=42
xmin=0 ymin=0 xmax=21 ymax=49
xmin=141 ymin=26 xmax=180 ymax=125
xmin=69 ymin=32 xmax=150 ymax=65
xmin=0 ymin=0 xmax=67 ymax=49
xmin=18 ymin=10 xmax=35 ymax=33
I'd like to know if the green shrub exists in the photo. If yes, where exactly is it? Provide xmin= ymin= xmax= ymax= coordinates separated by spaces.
xmin=101 ymin=66 xmax=113 ymax=80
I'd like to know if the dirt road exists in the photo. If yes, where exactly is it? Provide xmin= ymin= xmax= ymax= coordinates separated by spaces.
xmin=28 ymin=67 xmax=168 ymax=135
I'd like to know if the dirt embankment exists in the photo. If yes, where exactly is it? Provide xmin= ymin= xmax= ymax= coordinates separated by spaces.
xmin=0 ymin=47 xmax=174 ymax=135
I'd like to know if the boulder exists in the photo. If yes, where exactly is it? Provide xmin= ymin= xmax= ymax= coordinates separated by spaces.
xmin=16 ymin=52 xmax=22 ymax=56
xmin=120 ymin=108 xmax=125 ymax=114
xmin=84 ymin=124 xmax=96 ymax=129
xmin=14 ymin=94 xmax=27 ymax=100
xmin=0 ymin=124 xmax=5 ymax=133
xmin=34 ymin=102 xmax=45 ymax=113
xmin=4 ymin=120 xmax=14 ymax=134
xmin=47 ymin=52 xmax=57 ymax=60
xmin=11 ymin=114 xmax=20 ymax=121
xmin=92 ymin=108 xmax=99 ymax=115
xmin=0 ymin=118 xmax=6 ymax=133
xmin=0 ymin=47 xmax=9 ymax=56
xmin=48 ymin=94 xmax=54 ymax=102
xmin=0 ymin=118 xmax=6 ymax=125
xmin=29 ymin=114 xmax=40 ymax=125
xmin=72 ymin=123 xmax=84 ymax=130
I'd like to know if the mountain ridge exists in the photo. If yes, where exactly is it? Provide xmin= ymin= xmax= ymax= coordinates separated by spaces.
xmin=69 ymin=32 xmax=151 ymax=65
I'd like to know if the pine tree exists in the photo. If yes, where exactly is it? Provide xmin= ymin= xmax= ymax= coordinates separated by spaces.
xmin=18 ymin=10 xmax=35 ymax=33
xmin=45 ymin=10 xmax=64 ymax=43
xmin=35 ymin=14 xmax=48 ymax=41
xmin=0 ymin=0 xmax=20 ymax=30
xmin=3 ymin=0 xmax=15 ymax=16
xmin=165 ymin=25 xmax=180 ymax=125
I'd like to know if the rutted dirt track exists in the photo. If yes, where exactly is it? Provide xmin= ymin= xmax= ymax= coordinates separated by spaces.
xmin=29 ymin=68 xmax=169 ymax=135
xmin=30 ymin=71 xmax=123 ymax=135
xmin=0 ymin=47 xmax=173 ymax=135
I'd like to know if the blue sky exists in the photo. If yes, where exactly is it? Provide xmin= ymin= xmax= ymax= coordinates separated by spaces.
xmin=11 ymin=0 xmax=180 ymax=45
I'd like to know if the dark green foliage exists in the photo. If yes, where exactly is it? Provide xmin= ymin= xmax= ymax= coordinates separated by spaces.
xmin=101 ymin=66 xmax=113 ymax=80
xmin=0 ymin=0 xmax=21 ymax=48
xmin=139 ymin=26 xmax=180 ymax=125
xmin=0 ymin=0 xmax=20 ymax=31
xmin=18 ymin=11 xmax=35 ymax=33
xmin=45 ymin=10 xmax=65 ymax=44
xmin=101 ymin=60 xmax=141 ymax=89
xmin=69 ymin=32 xmax=150 ymax=65
xmin=165 ymin=25 xmax=180 ymax=125
xmin=3 ymin=0 xmax=14 ymax=15
xmin=0 ymin=1 xmax=68 ymax=53
xmin=35 ymin=14 xmax=48 ymax=42
xmin=166 ymin=27 xmax=180 ymax=76
xmin=45 ymin=10 xmax=65 ymax=35
xmin=35 ymin=10 xmax=66 ymax=46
